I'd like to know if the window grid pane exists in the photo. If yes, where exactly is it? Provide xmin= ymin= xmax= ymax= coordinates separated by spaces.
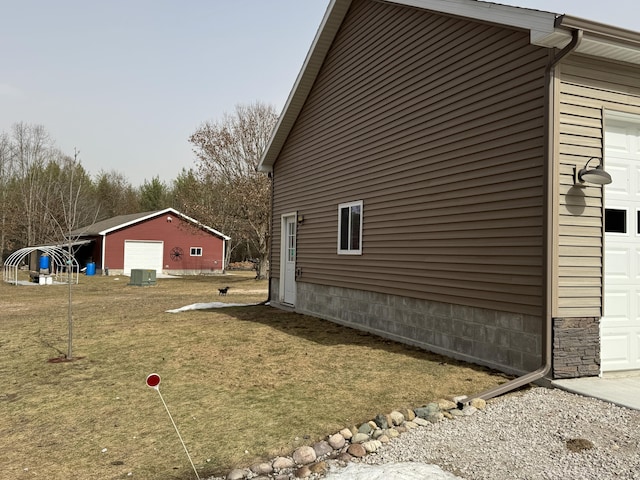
xmin=605 ymin=209 xmax=626 ymax=234
xmin=350 ymin=205 xmax=360 ymax=250
xmin=340 ymin=208 xmax=350 ymax=250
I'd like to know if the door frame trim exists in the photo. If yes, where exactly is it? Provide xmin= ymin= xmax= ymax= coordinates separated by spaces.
xmin=279 ymin=212 xmax=297 ymax=306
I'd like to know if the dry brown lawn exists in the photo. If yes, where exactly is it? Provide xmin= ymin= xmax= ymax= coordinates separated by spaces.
xmin=0 ymin=271 xmax=508 ymax=479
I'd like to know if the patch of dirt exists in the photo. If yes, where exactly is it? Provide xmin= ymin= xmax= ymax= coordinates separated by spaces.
xmin=566 ymin=438 xmax=594 ymax=452
xmin=47 ymin=356 xmax=86 ymax=363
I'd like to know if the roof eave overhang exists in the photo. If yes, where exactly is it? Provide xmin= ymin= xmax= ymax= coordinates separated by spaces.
xmin=257 ymin=0 xmax=640 ymax=172
xmin=99 ymin=207 xmax=231 ymax=240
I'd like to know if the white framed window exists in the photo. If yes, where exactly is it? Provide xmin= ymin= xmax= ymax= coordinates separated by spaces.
xmin=190 ymin=247 xmax=203 ymax=256
xmin=338 ymin=200 xmax=363 ymax=255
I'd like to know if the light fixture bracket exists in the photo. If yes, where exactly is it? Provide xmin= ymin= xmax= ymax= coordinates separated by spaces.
xmin=573 ymin=157 xmax=612 ymax=186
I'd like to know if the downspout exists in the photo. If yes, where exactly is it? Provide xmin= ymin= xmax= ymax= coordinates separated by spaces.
xmin=261 ymin=170 xmax=274 ymax=305
xmin=462 ymin=29 xmax=583 ymax=403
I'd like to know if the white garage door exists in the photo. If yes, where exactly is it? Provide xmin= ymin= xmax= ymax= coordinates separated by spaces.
xmin=603 ymin=114 xmax=640 ymax=372
xmin=123 ymin=240 xmax=164 ymax=275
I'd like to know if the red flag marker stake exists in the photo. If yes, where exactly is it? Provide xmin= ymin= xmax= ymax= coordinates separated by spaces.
xmin=146 ymin=373 xmax=201 ymax=480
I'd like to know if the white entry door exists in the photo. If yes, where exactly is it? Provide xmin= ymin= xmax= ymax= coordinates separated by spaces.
xmin=603 ymin=114 xmax=640 ymax=372
xmin=280 ymin=214 xmax=297 ymax=305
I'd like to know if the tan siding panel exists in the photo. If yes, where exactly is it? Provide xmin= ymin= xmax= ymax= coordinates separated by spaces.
xmin=272 ymin=0 xmax=548 ymax=315
xmin=557 ymin=55 xmax=640 ymax=318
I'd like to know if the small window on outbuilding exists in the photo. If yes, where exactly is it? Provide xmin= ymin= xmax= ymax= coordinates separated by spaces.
xmin=338 ymin=200 xmax=363 ymax=255
xmin=190 ymin=247 xmax=203 ymax=256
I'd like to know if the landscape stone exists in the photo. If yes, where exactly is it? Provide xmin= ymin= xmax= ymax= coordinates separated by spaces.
xmin=358 ymin=422 xmax=372 ymax=434
xmin=272 ymin=457 xmax=295 ymax=470
xmin=470 ymin=398 xmax=487 ymax=410
xmin=387 ymin=428 xmax=400 ymax=438
xmin=389 ymin=410 xmax=405 ymax=426
xmin=309 ymin=461 xmax=328 ymax=474
xmin=427 ymin=412 xmax=445 ymax=423
xmin=339 ymin=428 xmax=353 ymax=440
xmin=328 ymin=433 xmax=345 ymax=449
xmin=353 ymin=432 xmax=370 ymax=444
xmin=437 ymin=398 xmax=457 ymax=411
xmin=337 ymin=452 xmax=353 ymax=463
xmin=362 ymin=440 xmax=382 ymax=453
xmin=374 ymin=413 xmax=388 ymax=429
xmin=378 ymin=434 xmax=390 ymax=444
xmin=227 ymin=469 xmax=248 ymax=480
xmin=250 ymin=462 xmax=273 ymax=475
xmin=402 ymin=408 xmax=416 ymax=421
xmin=404 ymin=421 xmax=418 ymax=430
xmin=295 ymin=466 xmax=311 ymax=478
xmin=293 ymin=446 xmax=316 ymax=465
xmin=347 ymin=443 xmax=367 ymax=457
xmin=313 ymin=440 xmax=333 ymax=457
xmin=414 ymin=403 xmax=440 ymax=419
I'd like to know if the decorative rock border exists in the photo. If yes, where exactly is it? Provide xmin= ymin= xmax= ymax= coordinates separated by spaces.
xmin=221 ymin=397 xmax=487 ymax=480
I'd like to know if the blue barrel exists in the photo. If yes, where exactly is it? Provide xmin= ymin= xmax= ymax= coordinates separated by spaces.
xmin=86 ymin=262 xmax=96 ymax=276
xmin=39 ymin=255 xmax=50 ymax=270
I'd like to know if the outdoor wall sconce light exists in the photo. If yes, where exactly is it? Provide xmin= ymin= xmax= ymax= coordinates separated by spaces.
xmin=297 ymin=213 xmax=304 ymax=224
xmin=573 ymin=157 xmax=612 ymax=186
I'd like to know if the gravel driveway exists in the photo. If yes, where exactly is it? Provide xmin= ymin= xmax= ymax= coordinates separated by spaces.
xmin=327 ymin=387 xmax=640 ymax=480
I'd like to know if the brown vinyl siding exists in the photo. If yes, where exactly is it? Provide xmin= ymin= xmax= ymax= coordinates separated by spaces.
xmin=557 ymin=55 xmax=640 ymax=317
xmin=272 ymin=0 xmax=548 ymax=316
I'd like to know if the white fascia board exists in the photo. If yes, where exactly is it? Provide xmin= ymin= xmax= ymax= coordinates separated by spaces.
xmin=172 ymin=210 xmax=231 ymax=241
xmin=99 ymin=207 xmax=231 ymax=240
xmin=386 ymin=0 xmax=563 ymax=47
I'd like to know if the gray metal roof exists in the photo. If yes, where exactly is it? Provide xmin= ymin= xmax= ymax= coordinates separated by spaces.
xmin=72 ymin=208 xmax=230 ymax=240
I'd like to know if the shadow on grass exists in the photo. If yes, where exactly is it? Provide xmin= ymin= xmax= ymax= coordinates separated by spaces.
xmin=198 ymin=304 xmax=510 ymax=381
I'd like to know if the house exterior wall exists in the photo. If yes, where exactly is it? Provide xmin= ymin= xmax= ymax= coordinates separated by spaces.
xmin=103 ymin=214 xmax=224 ymax=274
xmin=269 ymin=0 xmax=550 ymax=372
xmin=557 ymin=55 xmax=640 ymax=318
xmin=553 ymin=55 xmax=640 ymax=377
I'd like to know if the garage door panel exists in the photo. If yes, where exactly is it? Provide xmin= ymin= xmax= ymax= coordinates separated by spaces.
xmin=606 ymin=247 xmax=631 ymax=281
xmin=124 ymin=241 xmax=163 ymax=275
xmin=603 ymin=116 xmax=640 ymax=372
xmin=604 ymin=290 xmax=630 ymax=320
xmin=601 ymin=332 xmax=630 ymax=367
xmin=607 ymin=164 xmax=631 ymax=197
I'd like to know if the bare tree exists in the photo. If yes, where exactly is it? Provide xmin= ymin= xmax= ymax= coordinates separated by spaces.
xmin=46 ymin=149 xmax=99 ymax=359
xmin=189 ymin=102 xmax=276 ymax=278
xmin=12 ymin=122 xmax=57 ymax=246
xmin=0 ymin=132 xmax=15 ymax=260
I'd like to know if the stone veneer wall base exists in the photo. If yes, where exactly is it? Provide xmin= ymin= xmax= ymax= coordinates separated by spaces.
xmin=553 ymin=317 xmax=600 ymax=379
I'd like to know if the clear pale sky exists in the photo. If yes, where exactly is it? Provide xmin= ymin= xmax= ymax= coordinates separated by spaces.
xmin=1 ymin=1 xmax=638 ymax=187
